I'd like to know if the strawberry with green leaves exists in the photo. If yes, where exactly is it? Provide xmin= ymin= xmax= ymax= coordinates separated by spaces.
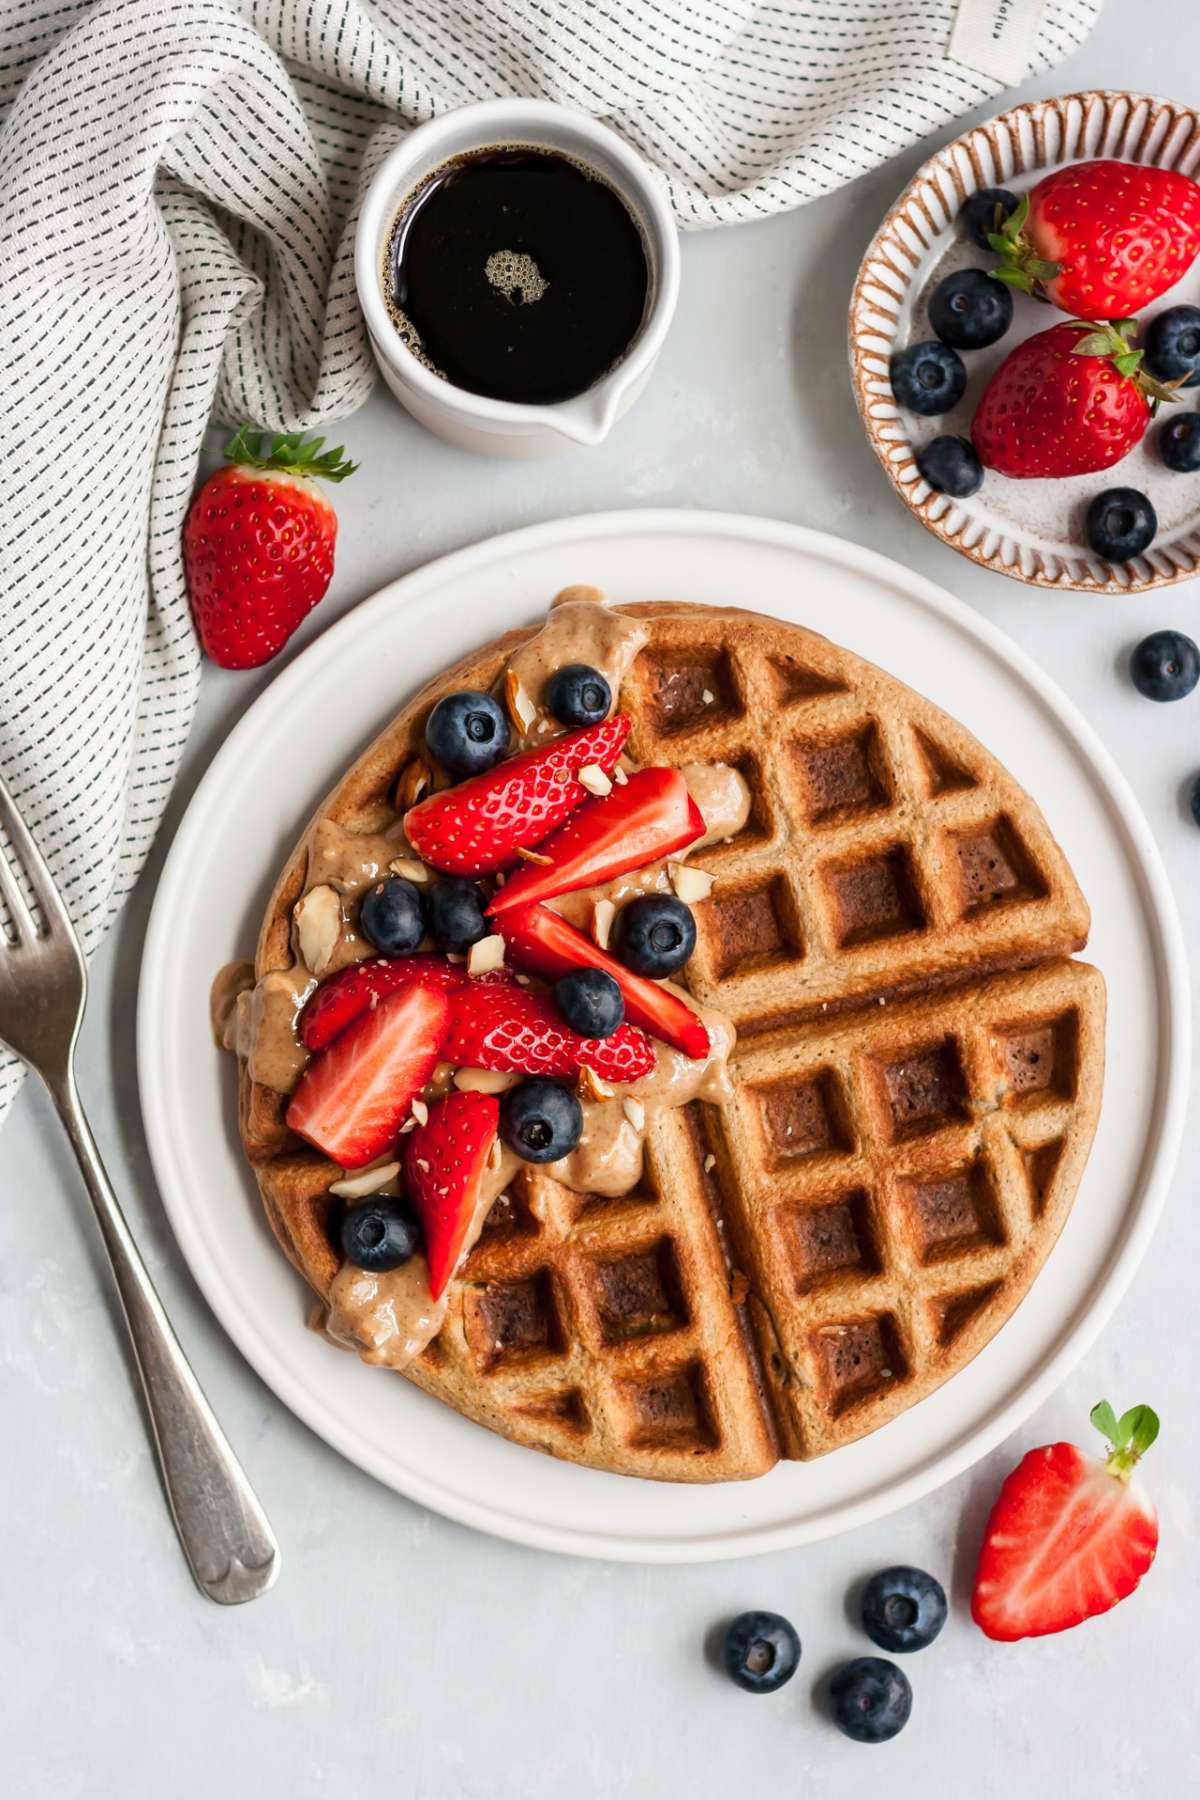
xmin=972 ymin=1400 xmax=1160 ymax=1642
xmin=990 ymin=161 xmax=1200 ymax=319
xmin=971 ymin=319 xmax=1175 ymax=479
xmin=184 ymin=425 xmax=357 ymax=669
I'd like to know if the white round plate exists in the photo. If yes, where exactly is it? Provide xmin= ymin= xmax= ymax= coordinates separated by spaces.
xmin=850 ymin=90 xmax=1200 ymax=593
xmin=138 ymin=511 xmax=1186 ymax=1562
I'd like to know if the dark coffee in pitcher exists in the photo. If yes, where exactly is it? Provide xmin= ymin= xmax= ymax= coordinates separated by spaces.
xmin=385 ymin=146 xmax=650 ymax=406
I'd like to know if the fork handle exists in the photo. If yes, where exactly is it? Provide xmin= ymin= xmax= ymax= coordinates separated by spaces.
xmin=48 ymin=1068 xmax=280 ymax=1604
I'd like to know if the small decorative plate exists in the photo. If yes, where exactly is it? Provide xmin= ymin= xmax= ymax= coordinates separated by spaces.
xmin=850 ymin=91 xmax=1200 ymax=593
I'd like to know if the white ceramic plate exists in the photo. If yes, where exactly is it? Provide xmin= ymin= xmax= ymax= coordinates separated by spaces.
xmin=850 ymin=90 xmax=1200 ymax=593
xmin=138 ymin=511 xmax=1186 ymax=1562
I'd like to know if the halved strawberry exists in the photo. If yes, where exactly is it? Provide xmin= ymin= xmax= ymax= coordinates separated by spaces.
xmin=299 ymin=954 xmax=466 ymax=1052
xmin=443 ymin=977 xmax=655 ymax=1081
xmin=285 ymin=983 xmax=450 ymax=1168
xmin=497 ymin=903 xmax=710 ymax=1061
xmin=404 ymin=715 xmax=630 ymax=876
xmin=972 ymin=1401 xmax=1160 ymax=1642
xmin=403 ymin=1090 xmax=500 ymax=1298
xmin=487 ymin=767 xmax=704 ymax=916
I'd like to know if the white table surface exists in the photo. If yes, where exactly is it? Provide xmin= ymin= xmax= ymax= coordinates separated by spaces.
xmin=5 ymin=21 xmax=1199 ymax=1799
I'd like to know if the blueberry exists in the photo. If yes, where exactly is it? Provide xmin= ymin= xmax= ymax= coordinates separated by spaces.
xmin=425 ymin=689 xmax=510 ymax=777
xmin=1157 ymin=413 xmax=1200 ymax=473
xmin=861 ymin=1566 xmax=947 ymax=1654
xmin=427 ymin=876 xmax=487 ymax=952
xmin=554 ymin=967 xmax=624 ymax=1038
xmin=829 ymin=1657 xmax=912 ymax=1744
xmin=1130 ymin=629 xmax=1200 ymax=702
xmin=960 ymin=186 xmax=1018 ymax=250
xmin=720 ymin=1611 xmax=801 ymax=1694
xmin=928 ymin=269 xmax=1012 ymax=351
xmin=1144 ymin=304 xmax=1200 ymax=387
xmin=889 ymin=340 xmax=967 ymax=416
xmin=359 ymin=877 xmax=426 ymax=956
xmin=1085 ymin=487 xmax=1157 ymax=563
xmin=340 ymin=1197 xmax=423 ymax=1272
xmin=915 ymin=435 xmax=983 ymax=498
xmin=612 ymin=894 xmax=696 ymax=977
xmin=500 ymin=1078 xmax=583 ymax=1162
xmin=546 ymin=662 xmax=612 ymax=728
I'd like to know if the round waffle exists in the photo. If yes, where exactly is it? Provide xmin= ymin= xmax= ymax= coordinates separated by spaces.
xmin=230 ymin=600 xmax=1104 ymax=1481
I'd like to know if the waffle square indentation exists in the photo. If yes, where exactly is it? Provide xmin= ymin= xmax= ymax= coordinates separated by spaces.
xmin=946 ymin=815 xmax=1046 ymax=917
xmin=582 ymin=1238 xmax=688 ymax=1344
xmin=755 ymin=1069 xmax=852 ymax=1166
xmin=1021 ymin=1138 xmax=1066 ymax=1217
xmin=809 ymin=1313 xmax=907 ymax=1416
xmin=702 ymin=874 xmax=803 ymax=979
xmin=789 ymin=723 xmax=890 ymax=826
xmin=874 ymin=1037 xmax=969 ymax=1142
xmin=992 ymin=1011 xmax=1078 ymax=1107
xmin=783 ymin=1189 xmax=879 ymax=1292
xmin=929 ymin=1282 xmax=1002 ymax=1349
xmin=511 ymin=1388 xmax=589 ymax=1435
xmin=617 ymin=1361 xmax=718 ymax=1452
xmin=899 ymin=1161 xmax=1005 ymax=1265
xmin=765 ymin=653 xmax=847 ymax=707
xmin=911 ymin=726 xmax=977 ymax=798
xmin=822 ymin=846 xmax=926 ymax=948
xmin=462 ymin=1272 xmax=563 ymax=1372
xmin=640 ymin=647 xmax=742 ymax=736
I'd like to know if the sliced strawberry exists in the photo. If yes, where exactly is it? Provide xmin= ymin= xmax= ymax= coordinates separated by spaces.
xmin=404 ymin=715 xmax=630 ymax=876
xmin=972 ymin=1402 xmax=1160 ymax=1642
xmin=443 ymin=977 xmax=655 ymax=1081
xmin=403 ymin=1090 xmax=500 ymax=1298
xmin=285 ymin=984 xmax=450 ymax=1168
xmin=299 ymin=954 xmax=466 ymax=1052
xmin=488 ymin=767 xmax=704 ymax=916
xmin=497 ymin=903 xmax=710 ymax=1061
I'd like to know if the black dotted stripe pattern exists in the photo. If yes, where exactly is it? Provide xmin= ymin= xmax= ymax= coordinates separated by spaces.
xmin=0 ymin=0 xmax=1098 ymax=1121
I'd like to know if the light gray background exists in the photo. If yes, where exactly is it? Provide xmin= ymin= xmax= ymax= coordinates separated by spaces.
xmin=5 ymin=18 xmax=1199 ymax=1799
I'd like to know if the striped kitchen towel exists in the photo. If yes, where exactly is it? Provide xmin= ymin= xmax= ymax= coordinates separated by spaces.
xmin=0 ymin=0 xmax=1099 ymax=1122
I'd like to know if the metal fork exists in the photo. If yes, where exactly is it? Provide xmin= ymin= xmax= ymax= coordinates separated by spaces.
xmin=0 ymin=771 xmax=279 ymax=1604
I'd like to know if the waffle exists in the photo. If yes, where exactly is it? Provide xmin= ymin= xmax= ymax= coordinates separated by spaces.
xmin=234 ymin=601 xmax=1104 ymax=1480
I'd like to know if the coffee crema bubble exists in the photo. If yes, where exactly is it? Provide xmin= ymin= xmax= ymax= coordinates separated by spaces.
xmin=383 ymin=146 xmax=650 ymax=406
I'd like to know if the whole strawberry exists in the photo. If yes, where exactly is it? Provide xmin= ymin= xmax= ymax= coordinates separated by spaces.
xmin=184 ymin=425 xmax=357 ymax=669
xmin=971 ymin=319 xmax=1172 ymax=479
xmin=991 ymin=160 xmax=1200 ymax=318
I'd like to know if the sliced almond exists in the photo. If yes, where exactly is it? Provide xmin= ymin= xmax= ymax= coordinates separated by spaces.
xmin=515 ymin=844 xmax=553 ymax=865
xmin=294 ymin=883 xmax=342 ymax=976
xmin=578 ymin=1066 xmax=615 ymax=1102
xmin=487 ymin=1136 xmax=504 ymax=1172
xmin=329 ymin=1162 xmax=401 ymax=1200
xmin=612 ymin=765 xmax=629 ymax=785
xmin=578 ymin=763 xmax=612 ymax=797
xmin=398 ymin=1117 xmax=417 ymax=1134
xmin=703 ymin=1153 xmax=716 ymax=1173
xmin=389 ymin=856 xmax=430 ymax=883
xmin=701 ymin=688 xmax=715 ymax=705
xmin=408 ymin=1098 xmax=429 ymax=1128
xmin=669 ymin=861 xmax=714 ymax=904
xmin=455 ymin=1067 xmax=519 ymax=1094
xmin=467 ymin=933 xmax=506 ymax=976
xmin=622 ymin=1097 xmax=646 ymax=1132
xmin=395 ymin=757 xmax=431 ymax=811
xmin=591 ymin=897 xmax=615 ymax=950
xmin=504 ymin=667 xmax=537 ymax=734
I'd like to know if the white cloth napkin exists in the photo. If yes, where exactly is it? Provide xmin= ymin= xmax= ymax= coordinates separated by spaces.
xmin=0 ymin=0 xmax=1099 ymax=1123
